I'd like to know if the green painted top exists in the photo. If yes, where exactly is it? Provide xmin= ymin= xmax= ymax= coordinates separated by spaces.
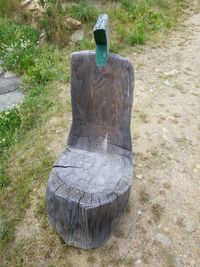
xmin=93 ymin=14 xmax=109 ymax=67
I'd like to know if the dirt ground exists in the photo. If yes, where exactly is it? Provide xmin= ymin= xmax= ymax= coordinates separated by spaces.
xmin=12 ymin=2 xmax=200 ymax=267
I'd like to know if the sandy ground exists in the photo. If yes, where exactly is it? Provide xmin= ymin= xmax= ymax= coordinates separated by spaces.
xmin=12 ymin=3 xmax=200 ymax=267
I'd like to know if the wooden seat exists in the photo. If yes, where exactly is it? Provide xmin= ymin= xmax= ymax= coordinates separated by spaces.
xmin=46 ymin=15 xmax=134 ymax=249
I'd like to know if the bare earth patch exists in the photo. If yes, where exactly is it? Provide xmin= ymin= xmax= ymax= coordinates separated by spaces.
xmin=12 ymin=4 xmax=200 ymax=267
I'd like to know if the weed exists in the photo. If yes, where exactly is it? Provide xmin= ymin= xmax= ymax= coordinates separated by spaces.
xmin=175 ymin=217 xmax=185 ymax=227
xmin=140 ymin=188 xmax=150 ymax=204
xmin=129 ymin=20 xmax=146 ymax=45
xmin=114 ymin=228 xmax=125 ymax=238
xmin=154 ymin=241 xmax=176 ymax=267
xmin=87 ymin=255 xmax=96 ymax=263
xmin=139 ymin=111 xmax=149 ymax=123
xmin=151 ymin=148 xmax=159 ymax=157
xmin=0 ymin=213 xmax=8 ymax=239
xmin=35 ymin=198 xmax=46 ymax=218
xmin=151 ymin=203 xmax=164 ymax=222
xmin=0 ymin=169 xmax=10 ymax=189
xmin=163 ymin=182 xmax=171 ymax=189
xmin=120 ymin=0 xmax=136 ymax=14
xmin=105 ymin=257 xmax=135 ymax=267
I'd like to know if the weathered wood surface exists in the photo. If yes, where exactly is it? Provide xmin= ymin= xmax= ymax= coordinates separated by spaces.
xmin=46 ymin=51 xmax=134 ymax=249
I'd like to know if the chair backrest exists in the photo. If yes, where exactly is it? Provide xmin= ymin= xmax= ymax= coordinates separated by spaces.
xmin=67 ymin=51 xmax=134 ymax=152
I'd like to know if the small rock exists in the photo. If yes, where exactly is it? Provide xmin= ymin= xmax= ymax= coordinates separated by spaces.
xmin=186 ymin=222 xmax=197 ymax=233
xmin=137 ymin=163 xmax=143 ymax=168
xmin=135 ymin=259 xmax=142 ymax=264
xmin=24 ymin=0 xmax=43 ymax=12
xmin=159 ymin=112 xmax=166 ymax=119
xmin=0 ymin=67 xmax=3 ymax=77
xmin=195 ymin=164 xmax=200 ymax=169
xmin=162 ymin=127 xmax=168 ymax=133
xmin=164 ymin=69 xmax=178 ymax=76
xmin=164 ymin=80 xmax=170 ymax=86
xmin=149 ymin=88 xmax=154 ymax=93
xmin=155 ymin=233 xmax=171 ymax=247
xmin=66 ymin=17 xmax=81 ymax=30
xmin=40 ymin=32 xmax=46 ymax=45
xmin=163 ymin=227 xmax=169 ymax=233
xmin=0 ymin=77 xmax=20 ymax=94
xmin=195 ymin=241 xmax=200 ymax=249
xmin=169 ymin=116 xmax=176 ymax=121
xmin=4 ymin=71 xmax=16 ymax=79
xmin=71 ymin=29 xmax=84 ymax=43
xmin=136 ymin=174 xmax=143 ymax=179
xmin=0 ymin=91 xmax=24 ymax=112
xmin=163 ymin=135 xmax=168 ymax=141
xmin=22 ymin=0 xmax=33 ymax=7
xmin=190 ymin=259 xmax=195 ymax=266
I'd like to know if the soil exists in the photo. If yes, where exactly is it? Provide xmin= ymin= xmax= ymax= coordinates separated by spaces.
xmin=13 ymin=3 xmax=200 ymax=267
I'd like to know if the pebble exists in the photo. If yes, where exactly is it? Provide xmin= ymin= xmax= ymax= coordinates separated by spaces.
xmin=164 ymin=69 xmax=178 ymax=76
xmin=195 ymin=241 xmax=200 ymax=249
xmin=164 ymin=80 xmax=170 ymax=86
xmin=159 ymin=112 xmax=166 ymax=119
xmin=195 ymin=164 xmax=200 ymax=169
xmin=190 ymin=259 xmax=195 ymax=266
xmin=135 ymin=259 xmax=142 ymax=264
xmin=71 ymin=29 xmax=84 ymax=43
xmin=162 ymin=127 xmax=168 ymax=133
xmin=136 ymin=174 xmax=143 ymax=179
xmin=0 ymin=67 xmax=3 ymax=76
xmin=22 ymin=0 xmax=33 ymax=7
xmin=155 ymin=233 xmax=171 ymax=247
xmin=163 ymin=227 xmax=169 ymax=233
xmin=186 ymin=222 xmax=197 ymax=233
xmin=4 ymin=71 xmax=16 ymax=79
xmin=163 ymin=135 xmax=168 ymax=141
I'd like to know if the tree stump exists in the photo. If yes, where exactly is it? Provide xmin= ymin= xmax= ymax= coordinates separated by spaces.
xmin=46 ymin=14 xmax=134 ymax=249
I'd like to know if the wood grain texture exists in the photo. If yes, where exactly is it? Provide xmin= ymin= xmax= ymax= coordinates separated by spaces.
xmin=46 ymin=51 xmax=134 ymax=249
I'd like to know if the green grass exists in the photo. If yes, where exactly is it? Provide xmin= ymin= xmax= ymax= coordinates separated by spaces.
xmin=0 ymin=18 xmax=39 ymax=74
xmin=0 ymin=0 xmax=21 ymax=18
xmin=0 ymin=20 xmax=69 ymax=258
xmin=67 ymin=0 xmax=98 ymax=23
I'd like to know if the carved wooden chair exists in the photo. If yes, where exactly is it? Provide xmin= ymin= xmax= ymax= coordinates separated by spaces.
xmin=46 ymin=14 xmax=134 ymax=249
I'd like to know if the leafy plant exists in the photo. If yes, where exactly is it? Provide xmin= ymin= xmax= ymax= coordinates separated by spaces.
xmin=0 ymin=19 xmax=39 ymax=74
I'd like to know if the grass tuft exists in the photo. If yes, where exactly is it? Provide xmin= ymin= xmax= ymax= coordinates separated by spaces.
xmin=151 ymin=203 xmax=164 ymax=222
xmin=67 ymin=0 xmax=98 ymax=23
